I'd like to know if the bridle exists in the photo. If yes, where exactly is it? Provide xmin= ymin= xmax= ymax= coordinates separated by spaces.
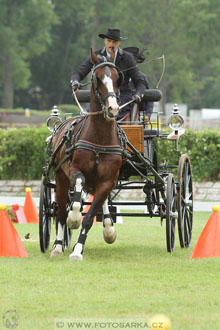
xmin=72 ymin=59 xmax=125 ymax=118
xmin=90 ymin=59 xmax=123 ymax=119
xmin=92 ymin=61 xmax=118 ymax=102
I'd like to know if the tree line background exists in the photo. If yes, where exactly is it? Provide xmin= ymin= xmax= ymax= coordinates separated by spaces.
xmin=0 ymin=0 xmax=220 ymax=112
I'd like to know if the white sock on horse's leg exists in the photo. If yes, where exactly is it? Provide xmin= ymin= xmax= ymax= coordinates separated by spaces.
xmin=102 ymin=199 xmax=117 ymax=244
xmin=69 ymin=228 xmax=87 ymax=261
xmin=50 ymin=222 xmax=63 ymax=258
xmin=67 ymin=177 xmax=83 ymax=229
xmin=69 ymin=243 xmax=83 ymax=261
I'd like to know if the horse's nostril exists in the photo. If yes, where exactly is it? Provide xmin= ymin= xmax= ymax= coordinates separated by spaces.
xmin=108 ymin=108 xmax=114 ymax=117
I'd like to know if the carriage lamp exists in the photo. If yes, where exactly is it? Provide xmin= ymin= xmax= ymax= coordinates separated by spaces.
xmin=167 ymin=104 xmax=185 ymax=150
xmin=168 ymin=104 xmax=184 ymax=131
xmin=46 ymin=105 xmax=62 ymax=132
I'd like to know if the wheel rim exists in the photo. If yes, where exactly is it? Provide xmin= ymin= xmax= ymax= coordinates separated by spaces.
xmin=39 ymin=183 xmax=52 ymax=252
xmin=178 ymin=155 xmax=193 ymax=248
xmin=166 ymin=173 xmax=176 ymax=252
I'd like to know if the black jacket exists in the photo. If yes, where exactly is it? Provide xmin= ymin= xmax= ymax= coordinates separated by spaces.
xmin=71 ymin=47 xmax=146 ymax=96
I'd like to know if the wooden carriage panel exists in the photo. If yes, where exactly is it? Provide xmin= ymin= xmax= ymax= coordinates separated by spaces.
xmin=122 ymin=125 xmax=144 ymax=154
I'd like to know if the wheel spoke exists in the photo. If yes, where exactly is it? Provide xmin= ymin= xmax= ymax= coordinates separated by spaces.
xmin=186 ymin=208 xmax=192 ymax=232
xmin=171 ymin=219 xmax=175 ymax=243
xmin=187 ymin=207 xmax=193 ymax=215
xmin=186 ymin=173 xmax=191 ymax=189
xmin=184 ymin=210 xmax=190 ymax=244
xmin=182 ymin=206 xmax=186 ymax=226
xmin=183 ymin=162 xmax=189 ymax=191
xmin=166 ymin=174 xmax=176 ymax=252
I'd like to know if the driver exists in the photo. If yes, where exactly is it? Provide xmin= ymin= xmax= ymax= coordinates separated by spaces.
xmin=70 ymin=28 xmax=146 ymax=119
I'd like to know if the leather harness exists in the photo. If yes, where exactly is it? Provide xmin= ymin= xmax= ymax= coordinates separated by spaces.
xmin=46 ymin=59 xmax=128 ymax=176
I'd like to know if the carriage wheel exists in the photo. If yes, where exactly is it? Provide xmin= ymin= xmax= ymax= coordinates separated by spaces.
xmin=166 ymin=173 xmax=177 ymax=252
xmin=63 ymin=225 xmax=72 ymax=249
xmin=39 ymin=182 xmax=52 ymax=253
xmin=177 ymin=154 xmax=193 ymax=248
xmin=153 ymin=151 xmax=160 ymax=203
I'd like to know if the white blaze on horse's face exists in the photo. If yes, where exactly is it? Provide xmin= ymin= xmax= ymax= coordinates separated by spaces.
xmin=102 ymin=74 xmax=119 ymax=120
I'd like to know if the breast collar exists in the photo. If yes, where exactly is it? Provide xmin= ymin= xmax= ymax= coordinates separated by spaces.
xmin=75 ymin=140 xmax=123 ymax=156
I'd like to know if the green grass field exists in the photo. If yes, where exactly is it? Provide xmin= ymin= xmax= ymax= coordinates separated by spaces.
xmin=1 ymin=212 xmax=220 ymax=330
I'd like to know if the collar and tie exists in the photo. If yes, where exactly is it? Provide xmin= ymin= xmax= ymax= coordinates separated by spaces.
xmin=101 ymin=47 xmax=123 ymax=63
xmin=106 ymin=48 xmax=118 ymax=63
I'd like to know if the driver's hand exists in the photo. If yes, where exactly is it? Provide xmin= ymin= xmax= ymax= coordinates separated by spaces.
xmin=133 ymin=94 xmax=142 ymax=103
xmin=70 ymin=80 xmax=80 ymax=91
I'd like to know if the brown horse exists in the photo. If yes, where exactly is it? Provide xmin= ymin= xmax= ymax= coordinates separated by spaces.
xmin=50 ymin=50 xmax=123 ymax=260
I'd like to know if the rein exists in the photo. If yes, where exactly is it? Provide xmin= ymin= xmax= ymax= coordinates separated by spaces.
xmin=72 ymin=90 xmax=105 ymax=116
xmin=73 ymin=89 xmax=134 ymax=116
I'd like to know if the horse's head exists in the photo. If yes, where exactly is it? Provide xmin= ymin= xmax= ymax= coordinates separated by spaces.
xmin=91 ymin=49 xmax=121 ymax=120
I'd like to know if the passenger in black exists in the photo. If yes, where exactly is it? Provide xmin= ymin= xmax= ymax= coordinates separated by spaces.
xmin=123 ymin=47 xmax=154 ymax=120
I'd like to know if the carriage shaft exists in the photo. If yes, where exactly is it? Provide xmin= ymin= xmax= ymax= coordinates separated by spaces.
xmin=126 ymin=141 xmax=165 ymax=185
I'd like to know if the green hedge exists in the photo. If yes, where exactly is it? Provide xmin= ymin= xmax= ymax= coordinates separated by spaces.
xmin=0 ymin=125 xmax=49 ymax=180
xmin=157 ymin=129 xmax=220 ymax=181
xmin=0 ymin=104 xmax=80 ymax=116
xmin=0 ymin=127 xmax=220 ymax=181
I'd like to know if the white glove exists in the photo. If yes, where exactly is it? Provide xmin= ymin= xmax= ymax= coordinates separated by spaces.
xmin=70 ymin=80 xmax=80 ymax=90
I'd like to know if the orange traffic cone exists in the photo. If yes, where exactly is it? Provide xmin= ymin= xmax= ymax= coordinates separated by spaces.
xmin=190 ymin=205 xmax=220 ymax=259
xmin=0 ymin=204 xmax=28 ymax=257
xmin=23 ymin=187 xmax=39 ymax=224
xmin=81 ymin=194 xmax=97 ymax=223
xmin=11 ymin=204 xmax=27 ymax=224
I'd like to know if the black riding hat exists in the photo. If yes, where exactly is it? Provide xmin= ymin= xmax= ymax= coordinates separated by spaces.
xmin=123 ymin=46 xmax=146 ymax=63
xmin=98 ymin=28 xmax=127 ymax=41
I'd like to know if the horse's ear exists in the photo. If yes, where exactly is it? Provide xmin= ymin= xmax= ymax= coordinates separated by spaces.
xmin=91 ymin=49 xmax=98 ymax=64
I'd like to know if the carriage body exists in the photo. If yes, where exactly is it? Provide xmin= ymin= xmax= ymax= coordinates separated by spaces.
xmin=39 ymin=88 xmax=193 ymax=255
xmin=107 ymin=105 xmax=193 ymax=252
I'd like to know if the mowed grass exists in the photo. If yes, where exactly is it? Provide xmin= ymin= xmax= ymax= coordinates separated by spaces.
xmin=1 ymin=212 xmax=220 ymax=330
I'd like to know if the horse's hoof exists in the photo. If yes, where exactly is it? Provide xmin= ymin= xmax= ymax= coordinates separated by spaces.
xmin=50 ymin=245 xmax=63 ymax=258
xmin=103 ymin=220 xmax=117 ymax=244
xmin=67 ymin=216 xmax=81 ymax=229
xmin=69 ymin=243 xmax=83 ymax=261
xmin=69 ymin=253 xmax=83 ymax=261
xmin=67 ymin=203 xmax=81 ymax=229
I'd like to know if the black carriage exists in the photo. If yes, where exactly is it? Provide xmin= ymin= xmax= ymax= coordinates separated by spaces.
xmin=106 ymin=96 xmax=193 ymax=253
xmin=39 ymin=89 xmax=193 ymax=254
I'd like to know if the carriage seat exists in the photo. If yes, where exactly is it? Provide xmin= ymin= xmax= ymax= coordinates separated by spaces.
xmin=74 ymin=89 xmax=162 ymax=104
